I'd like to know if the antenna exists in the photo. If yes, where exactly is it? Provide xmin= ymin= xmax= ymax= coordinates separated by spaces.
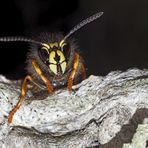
xmin=0 ymin=11 xmax=104 ymax=45
xmin=63 ymin=11 xmax=103 ymax=41
xmin=0 ymin=36 xmax=42 ymax=45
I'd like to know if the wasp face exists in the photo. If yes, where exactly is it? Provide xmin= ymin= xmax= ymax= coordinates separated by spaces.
xmin=38 ymin=40 xmax=70 ymax=76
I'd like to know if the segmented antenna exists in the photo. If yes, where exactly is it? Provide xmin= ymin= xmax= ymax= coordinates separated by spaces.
xmin=63 ymin=11 xmax=104 ymax=41
xmin=0 ymin=36 xmax=42 ymax=45
xmin=0 ymin=11 xmax=103 ymax=44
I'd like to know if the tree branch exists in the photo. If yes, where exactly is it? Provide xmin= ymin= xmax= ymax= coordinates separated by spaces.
xmin=0 ymin=68 xmax=148 ymax=147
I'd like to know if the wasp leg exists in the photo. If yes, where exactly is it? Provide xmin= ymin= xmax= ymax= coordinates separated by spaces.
xmin=32 ymin=60 xmax=54 ymax=93
xmin=8 ymin=60 xmax=53 ymax=124
xmin=8 ymin=75 xmax=33 ymax=124
xmin=67 ymin=53 xmax=80 ymax=91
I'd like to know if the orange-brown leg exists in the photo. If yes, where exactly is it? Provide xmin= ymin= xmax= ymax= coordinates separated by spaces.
xmin=32 ymin=60 xmax=53 ymax=93
xmin=67 ymin=53 xmax=80 ymax=91
xmin=8 ymin=75 xmax=33 ymax=124
xmin=8 ymin=60 xmax=53 ymax=124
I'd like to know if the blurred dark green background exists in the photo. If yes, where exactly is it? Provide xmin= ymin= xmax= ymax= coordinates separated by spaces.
xmin=0 ymin=0 xmax=147 ymax=79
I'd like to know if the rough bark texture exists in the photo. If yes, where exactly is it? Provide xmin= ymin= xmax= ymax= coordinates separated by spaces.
xmin=0 ymin=68 xmax=148 ymax=148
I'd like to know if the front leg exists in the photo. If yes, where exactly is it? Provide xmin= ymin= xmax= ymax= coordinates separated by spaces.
xmin=8 ymin=75 xmax=33 ymax=123
xmin=8 ymin=60 xmax=53 ymax=124
xmin=67 ymin=53 xmax=86 ymax=91
xmin=32 ymin=60 xmax=53 ymax=93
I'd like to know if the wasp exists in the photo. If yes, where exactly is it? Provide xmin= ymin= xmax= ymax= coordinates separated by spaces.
xmin=0 ymin=11 xmax=103 ymax=124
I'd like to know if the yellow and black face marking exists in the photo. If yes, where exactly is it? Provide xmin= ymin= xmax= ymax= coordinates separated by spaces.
xmin=40 ymin=41 xmax=67 ymax=75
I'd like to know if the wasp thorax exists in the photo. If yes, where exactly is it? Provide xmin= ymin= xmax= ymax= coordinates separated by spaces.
xmin=38 ymin=40 xmax=69 ymax=76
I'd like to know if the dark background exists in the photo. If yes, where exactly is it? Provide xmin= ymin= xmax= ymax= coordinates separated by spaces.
xmin=0 ymin=0 xmax=147 ymax=80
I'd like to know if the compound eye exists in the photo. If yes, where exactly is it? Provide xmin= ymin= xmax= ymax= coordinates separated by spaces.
xmin=38 ymin=48 xmax=49 ymax=64
xmin=61 ymin=43 xmax=68 ymax=51
xmin=61 ymin=43 xmax=70 ymax=59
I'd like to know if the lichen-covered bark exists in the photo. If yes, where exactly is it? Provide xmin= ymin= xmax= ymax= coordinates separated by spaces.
xmin=0 ymin=68 xmax=148 ymax=148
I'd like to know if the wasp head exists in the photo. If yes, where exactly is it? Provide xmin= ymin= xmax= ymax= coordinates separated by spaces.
xmin=38 ymin=36 xmax=71 ymax=76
